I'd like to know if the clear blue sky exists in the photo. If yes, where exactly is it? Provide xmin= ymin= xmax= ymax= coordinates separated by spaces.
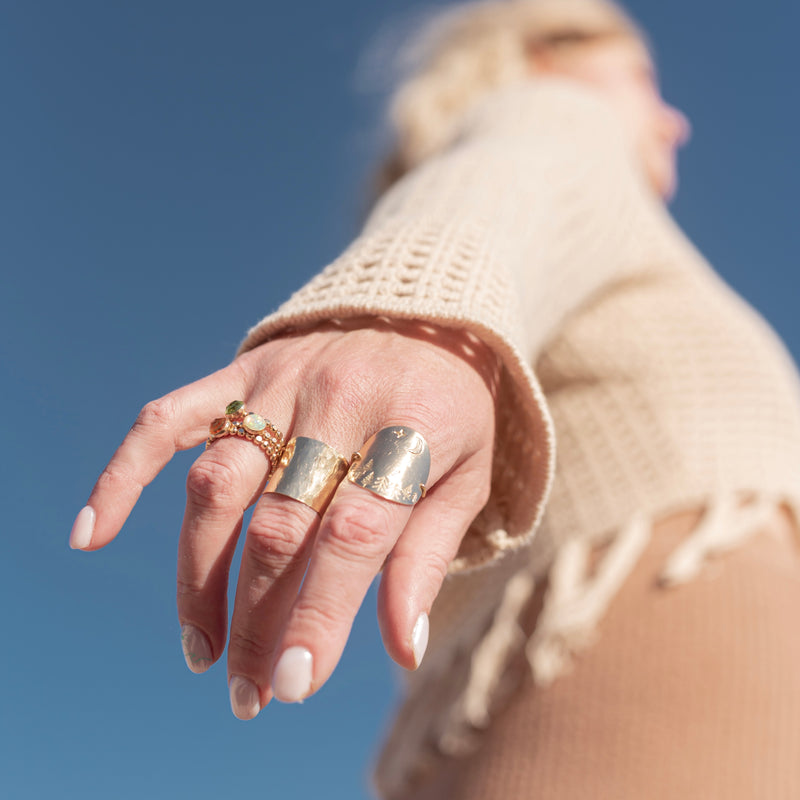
xmin=2 ymin=1 xmax=798 ymax=798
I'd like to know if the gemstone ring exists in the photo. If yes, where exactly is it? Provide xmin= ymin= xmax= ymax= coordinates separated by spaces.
xmin=205 ymin=400 xmax=285 ymax=475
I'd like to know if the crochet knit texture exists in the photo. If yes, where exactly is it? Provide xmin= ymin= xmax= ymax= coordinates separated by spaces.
xmin=238 ymin=79 xmax=800 ymax=798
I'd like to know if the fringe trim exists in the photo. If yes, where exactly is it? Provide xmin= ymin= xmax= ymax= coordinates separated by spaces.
xmin=435 ymin=489 xmax=793 ymax=758
xmin=374 ymin=490 xmax=800 ymax=799
xmin=462 ymin=570 xmax=537 ymax=728
xmin=437 ymin=570 xmax=538 ymax=756
xmin=526 ymin=509 xmax=652 ymax=687
xmin=657 ymin=491 xmax=780 ymax=587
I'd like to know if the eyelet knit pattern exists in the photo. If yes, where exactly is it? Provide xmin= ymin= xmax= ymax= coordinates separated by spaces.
xmin=236 ymin=79 xmax=800 ymax=797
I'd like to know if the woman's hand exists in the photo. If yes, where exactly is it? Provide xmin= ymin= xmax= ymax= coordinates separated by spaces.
xmin=70 ymin=317 xmax=498 ymax=719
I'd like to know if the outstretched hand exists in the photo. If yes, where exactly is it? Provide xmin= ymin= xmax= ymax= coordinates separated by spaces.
xmin=70 ymin=317 xmax=498 ymax=719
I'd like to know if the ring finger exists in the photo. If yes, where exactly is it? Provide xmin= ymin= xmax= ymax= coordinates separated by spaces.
xmin=176 ymin=402 xmax=286 ymax=679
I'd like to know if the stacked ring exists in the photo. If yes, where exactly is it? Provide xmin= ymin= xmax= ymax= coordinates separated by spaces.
xmin=205 ymin=400 xmax=285 ymax=474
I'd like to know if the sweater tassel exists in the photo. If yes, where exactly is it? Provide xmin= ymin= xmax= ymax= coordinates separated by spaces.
xmin=658 ymin=490 xmax=778 ymax=587
xmin=524 ymin=510 xmax=652 ymax=687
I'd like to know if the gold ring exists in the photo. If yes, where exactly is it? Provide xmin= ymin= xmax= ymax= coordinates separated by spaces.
xmin=205 ymin=400 xmax=285 ymax=474
xmin=264 ymin=437 xmax=349 ymax=513
xmin=347 ymin=426 xmax=430 ymax=505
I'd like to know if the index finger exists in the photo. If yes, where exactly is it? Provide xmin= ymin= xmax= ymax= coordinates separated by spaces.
xmin=70 ymin=361 xmax=247 ymax=550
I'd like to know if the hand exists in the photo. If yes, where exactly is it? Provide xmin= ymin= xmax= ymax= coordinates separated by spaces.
xmin=71 ymin=317 xmax=498 ymax=718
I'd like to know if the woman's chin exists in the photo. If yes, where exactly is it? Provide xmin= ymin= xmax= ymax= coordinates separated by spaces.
xmin=648 ymin=157 xmax=679 ymax=203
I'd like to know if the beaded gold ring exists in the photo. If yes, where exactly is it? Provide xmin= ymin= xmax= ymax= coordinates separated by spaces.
xmin=205 ymin=400 xmax=285 ymax=475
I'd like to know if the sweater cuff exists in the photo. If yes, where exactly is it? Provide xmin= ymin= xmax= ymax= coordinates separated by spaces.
xmin=236 ymin=218 xmax=556 ymax=572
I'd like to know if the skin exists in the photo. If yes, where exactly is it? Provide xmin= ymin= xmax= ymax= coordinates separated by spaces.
xmin=73 ymin=35 xmax=690 ymax=719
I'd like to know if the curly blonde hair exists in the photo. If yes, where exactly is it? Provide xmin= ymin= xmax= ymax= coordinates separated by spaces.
xmin=371 ymin=0 xmax=645 ymax=198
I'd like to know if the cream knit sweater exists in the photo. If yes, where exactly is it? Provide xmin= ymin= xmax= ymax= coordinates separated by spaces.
xmin=238 ymin=79 xmax=800 ymax=798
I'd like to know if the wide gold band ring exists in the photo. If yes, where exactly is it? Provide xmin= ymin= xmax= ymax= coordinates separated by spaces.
xmin=347 ymin=426 xmax=430 ymax=505
xmin=205 ymin=400 xmax=285 ymax=475
xmin=264 ymin=436 xmax=349 ymax=513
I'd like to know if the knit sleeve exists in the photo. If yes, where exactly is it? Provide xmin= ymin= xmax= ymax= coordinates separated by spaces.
xmin=237 ymin=78 xmax=688 ymax=571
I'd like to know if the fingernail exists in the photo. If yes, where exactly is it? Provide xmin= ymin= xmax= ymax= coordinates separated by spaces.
xmin=69 ymin=506 xmax=95 ymax=550
xmin=272 ymin=646 xmax=313 ymax=703
xmin=228 ymin=675 xmax=261 ymax=720
xmin=180 ymin=624 xmax=213 ymax=674
xmin=412 ymin=612 xmax=429 ymax=668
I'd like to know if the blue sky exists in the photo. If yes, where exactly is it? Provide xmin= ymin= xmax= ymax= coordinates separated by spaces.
xmin=3 ymin=1 xmax=798 ymax=798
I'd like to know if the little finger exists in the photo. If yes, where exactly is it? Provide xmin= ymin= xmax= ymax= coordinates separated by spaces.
xmin=377 ymin=454 xmax=493 ymax=670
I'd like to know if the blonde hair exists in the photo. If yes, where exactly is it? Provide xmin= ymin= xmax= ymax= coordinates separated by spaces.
xmin=371 ymin=0 xmax=645 ymax=198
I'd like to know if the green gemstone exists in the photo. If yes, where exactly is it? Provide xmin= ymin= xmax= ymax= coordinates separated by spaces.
xmin=243 ymin=412 xmax=267 ymax=433
xmin=226 ymin=400 xmax=245 ymax=417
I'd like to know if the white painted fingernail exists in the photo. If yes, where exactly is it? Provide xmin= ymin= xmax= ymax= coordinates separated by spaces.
xmin=180 ymin=624 xmax=213 ymax=674
xmin=228 ymin=675 xmax=261 ymax=720
xmin=272 ymin=646 xmax=313 ymax=703
xmin=412 ymin=612 xmax=429 ymax=669
xmin=69 ymin=506 xmax=95 ymax=550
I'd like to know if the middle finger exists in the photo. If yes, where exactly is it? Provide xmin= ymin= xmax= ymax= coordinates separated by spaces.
xmin=225 ymin=425 xmax=356 ymax=718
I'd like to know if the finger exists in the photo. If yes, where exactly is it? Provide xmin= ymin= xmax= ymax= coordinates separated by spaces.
xmin=226 ymin=493 xmax=321 ymax=718
xmin=180 ymin=516 xmax=242 ymax=674
xmin=377 ymin=455 xmax=492 ymax=670
xmin=176 ymin=428 xmax=281 ymax=679
xmin=73 ymin=361 xmax=248 ymax=550
xmin=225 ymin=425 xmax=354 ymax=717
xmin=268 ymin=478 xmax=414 ymax=704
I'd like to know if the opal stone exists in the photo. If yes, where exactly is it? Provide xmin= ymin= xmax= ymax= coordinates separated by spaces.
xmin=243 ymin=413 xmax=267 ymax=433
xmin=210 ymin=417 xmax=229 ymax=436
xmin=226 ymin=400 xmax=245 ymax=417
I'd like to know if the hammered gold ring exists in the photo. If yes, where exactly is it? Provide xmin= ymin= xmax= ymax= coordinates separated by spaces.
xmin=264 ymin=437 xmax=349 ymax=514
xmin=347 ymin=426 xmax=430 ymax=505
xmin=205 ymin=400 xmax=285 ymax=474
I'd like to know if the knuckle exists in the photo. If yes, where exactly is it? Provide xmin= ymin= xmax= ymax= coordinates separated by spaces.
xmin=95 ymin=464 xmax=141 ymax=496
xmin=175 ymin=575 xmax=205 ymax=604
xmin=420 ymin=548 xmax=452 ymax=588
xmin=322 ymin=500 xmax=394 ymax=562
xmin=228 ymin=629 xmax=274 ymax=663
xmin=386 ymin=391 xmax=450 ymax=444
xmin=252 ymin=498 xmax=316 ymax=537
xmin=309 ymin=363 xmax=371 ymax=417
xmin=246 ymin=519 xmax=308 ymax=582
xmin=472 ymin=479 xmax=491 ymax=512
xmin=185 ymin=457 xmax=243 ymax=509
xmin=464 ymin=459 xmax=494 ymax=511
xmin=405 ymin=395 xmax=446 ymax=431
xmin=134 ymin=395 xmax=179 ymax=433
xmin=389 ymin=547 xmax=451 ymax=595
xmin=293 ymin=596 xmax=347 ymax=634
